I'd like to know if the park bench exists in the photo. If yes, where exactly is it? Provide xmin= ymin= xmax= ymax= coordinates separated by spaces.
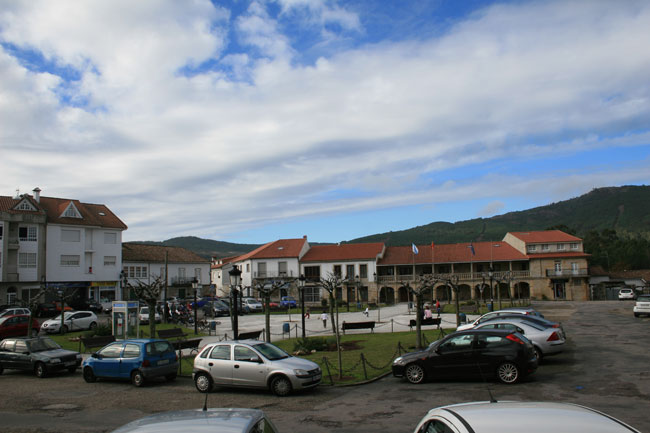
xmin=236 ymin=330 xmax=263 ymax=340
xmin=157 ymin=328 xmax=202 ymax=352
xmin=79 ymin=335 xmax=116 ymax=353
xmin=409 ymin=317 xmax=441 ymax=330
xmin=341 ymin=321 xmax=375 ymax=334
xmin=157 ymin=328 xmax=188 ymax=340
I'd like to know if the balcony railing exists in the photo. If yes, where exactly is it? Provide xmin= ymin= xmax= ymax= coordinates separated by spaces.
xmin=253 ymin=270 xmax=295 ymax=279
xmin=546 ymin=268 xmax=588 ymax=277
xmin=377 ymin=270 xmax=531 ymax=284
xmin=171 ymin=277 xmax=198 ymax=286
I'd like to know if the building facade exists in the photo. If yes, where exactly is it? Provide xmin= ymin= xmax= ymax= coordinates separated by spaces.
xmin=0 ymin=188 xmax=127 ymax=306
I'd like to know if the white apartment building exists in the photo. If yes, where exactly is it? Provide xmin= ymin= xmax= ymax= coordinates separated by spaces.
xmin=0 ymin=188 xmax=127 ymax=305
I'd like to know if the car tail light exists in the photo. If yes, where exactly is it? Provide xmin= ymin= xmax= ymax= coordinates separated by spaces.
xmin=547 ymin=332 xmax=560 ymax=341
xmin=506 ymin=334 xmax=525 ymax=345
xmin=142 ymin=359 xmax=151 ymax=367
xmin=552 ymin=324 xmax=560 ymax=328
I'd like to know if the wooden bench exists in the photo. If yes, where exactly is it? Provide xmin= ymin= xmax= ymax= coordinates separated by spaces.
xmin=409 ymin=317 xmax=441 ymax=330
xmin=341 ymin=321 xmax=375 ymax=334
xmin=79 ymin=335 xmax=116 ymax=353
xmin=172 ymin=338 xmax=202 ymax=352
xmin=237 ymin=330 xmax=263 ymax=340
xmin=157 ymin=328 xmax=188 ymax=340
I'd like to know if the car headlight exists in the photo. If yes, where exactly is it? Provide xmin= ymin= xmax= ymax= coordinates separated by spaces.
xmin=393 ymin=357 xmax=405 ymax=366
xmin=294 ymin=369 xmax=309 ymax=377
xmin=50 ymin=358 xmax=61 ymax=363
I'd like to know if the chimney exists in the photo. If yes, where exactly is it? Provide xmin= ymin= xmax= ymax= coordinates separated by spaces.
xmin=33 ymin=187 xmax=41 ymax=203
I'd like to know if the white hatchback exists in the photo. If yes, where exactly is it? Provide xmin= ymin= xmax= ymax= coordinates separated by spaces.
xmin=633 ymin=294 xmax=650 ymax=317
xmin=41 ymin=311 xmax=98 ymax=333
xmin=618 ymin=288 xmax=636 ymax=300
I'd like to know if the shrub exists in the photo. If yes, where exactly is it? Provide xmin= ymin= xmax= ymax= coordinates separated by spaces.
xmin=93 ymin=323 xmax=112 ymax=336
xmin=293 ymin=337 xmax=328 ymax=352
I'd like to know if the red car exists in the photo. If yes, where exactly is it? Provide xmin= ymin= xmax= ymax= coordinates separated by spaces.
xmin=0 ymin=315 xmax=40 ymax=339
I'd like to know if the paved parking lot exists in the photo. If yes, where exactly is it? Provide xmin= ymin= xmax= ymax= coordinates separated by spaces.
xmin=0 ymin=300 xmax=648 ymax=432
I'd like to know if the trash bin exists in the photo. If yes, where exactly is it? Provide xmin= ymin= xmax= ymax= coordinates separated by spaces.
xmin=282 ymin=323 xmax=290 ymax=333
xmin=459 ymin=312 xmax=467 ymax=323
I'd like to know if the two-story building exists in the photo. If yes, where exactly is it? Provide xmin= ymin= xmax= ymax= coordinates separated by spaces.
xmin=1 ymin=188 xmax=127 ymax=305
xmin=122 ymin=243 xmax=211 ymax=300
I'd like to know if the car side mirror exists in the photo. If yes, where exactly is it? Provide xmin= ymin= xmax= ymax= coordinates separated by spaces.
xmin=251 ymin=356 xmax=262 ymax=363
xmin=92 ymin=353 xmax=100 ymax=359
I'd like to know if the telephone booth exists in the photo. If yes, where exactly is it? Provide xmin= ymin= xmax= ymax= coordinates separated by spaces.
xmin=112 ymin=301 xmax=139 ymax=340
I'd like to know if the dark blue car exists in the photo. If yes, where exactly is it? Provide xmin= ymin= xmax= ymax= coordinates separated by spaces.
xmin=280 ymin=296 xmax=297 ymax=308
xmin=82 ymin=339 xmax=178 ymax=387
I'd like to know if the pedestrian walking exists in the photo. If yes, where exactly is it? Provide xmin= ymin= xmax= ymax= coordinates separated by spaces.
xmin=321 ymin=311 xmax=328 ymax=328
xmin=304 ymin=307 xmax=311 ymax=320
xmin=363 ymin=306 xmax=369 ymax=317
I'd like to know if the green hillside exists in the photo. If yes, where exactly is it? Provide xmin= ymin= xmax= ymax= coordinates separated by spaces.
xmin=347 ymin=185 xmax=650 ymax=245
xmin=132 ymin=236 xmax=261 ymax=259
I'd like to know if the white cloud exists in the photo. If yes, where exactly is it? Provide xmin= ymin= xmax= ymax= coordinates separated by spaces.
xmin=1 ymin=0 xmax=649 ymax=242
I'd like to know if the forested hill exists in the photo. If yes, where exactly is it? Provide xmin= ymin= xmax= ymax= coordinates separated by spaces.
xmin=130 ymin=236 xmax=261 ymax=260
xmin=346 ymin=185 xmax=650 ymax=246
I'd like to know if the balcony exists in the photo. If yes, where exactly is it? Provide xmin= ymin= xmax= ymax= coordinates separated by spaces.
xmin=253 ymin=270 xmax=295 ymax=279
xmin=376 ymin=270 xmax=531 ymax=284
xmin=171 ymin=277 xmax=196 ymax=286
xmin=546 ymin=268 xmax=588 ymax=277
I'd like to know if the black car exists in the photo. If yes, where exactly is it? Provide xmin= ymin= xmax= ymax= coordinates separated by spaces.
xmin=34 ymin=303 xmax=58 ymax=318
xmin=0 ymin=336 xmax=82 ymax=378
xmin=392 ymin=329 xmax=538 ymax=385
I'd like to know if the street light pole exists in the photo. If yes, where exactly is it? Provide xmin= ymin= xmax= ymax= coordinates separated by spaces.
xmin=299 ymin=274 xmax=306 ymax=339
xmin=192 ymin=278 xmax=199 ymax=335
xmin=229 ymin=266 xmax=242 ymax=340
xmin=374 ymin=272 xmax=381 ymax=323
xmin=488 ymin=267 xmax=494 ymax=312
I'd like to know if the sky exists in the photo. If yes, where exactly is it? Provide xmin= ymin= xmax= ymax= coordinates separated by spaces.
xmin=1 ymin=0 xmax=650 ymax=244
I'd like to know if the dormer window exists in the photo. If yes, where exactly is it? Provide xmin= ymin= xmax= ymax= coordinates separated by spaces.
xmin=527 ymin=245 xmax=537 ymax=253
xmin=61 ymin=202 xmax=82 ymax=219
xmin=541 ymin=244 xmax=549 ymax=251
xmin=16 ymin=200 xmax=36 ymax=211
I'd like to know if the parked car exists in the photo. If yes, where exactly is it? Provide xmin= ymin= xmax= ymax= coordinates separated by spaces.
xmin=0 ymin=315 xmax=40 ymax=338
xmin=457 ymin=310 xmax=564 ymax=337
xmin=243 ymin=298 xmax=264 ymax=313
xmin=210 ymin=300 xmax=230 ymax=317
xmin=34 ymin=302 xmax=59 ymax=318
xmin=0 ymin=307 xmax=31 ymax=318
xmin=392 ymin=329 xmax=538 ymax=385
xmin=412 ymin=401 xmax=641 ymax=433
xmin=193 ymin=339 xmax=322 ymax=396
xmin=220 ymin=298 xmax=247 ymax=315
xmin=100 ymin=298 xmax=113 ymax=314
xmin=618 ymin=288 xmax=636 ymax=300
xmin=633 ymin=294 xmax=650 ymax=317
xmin=40 ymin=311 xmax=98 ymax=333
xmin=0 ymin=336 xmax=82 ymax=377
xmin=474 ymin=317 xmax=566 ymax=360
xmin=279 ymin=296 xmax=297 ymax=308
xmin=82 ymin=338 xmax=179 ymax=387
xmin=138 ymin=306 xmax=161 ymax=324
xmin=110 ymin=408 xmax=279 ymax=433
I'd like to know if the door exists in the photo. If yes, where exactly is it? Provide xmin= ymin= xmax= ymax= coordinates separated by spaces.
xmin=232 ymin=345 xmax=267 ymax=387
xmin=94 ymin=343 xmax=124 ymax=377
xmin=206 ymin=344 xmax=233 ymax=385
xmin=120 ymin=343 xmax=142 ymax=378
xmin=430 ymin=334 xmax=477 ymax=378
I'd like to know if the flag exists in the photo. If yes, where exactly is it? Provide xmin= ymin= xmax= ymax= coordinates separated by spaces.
xmin=412 ymin=243 xmax=419 ymax=254
xmin=431 ymin=241 xmax=435 ymax=248
xmin=469 ymin=243 xmax=475 ymax=256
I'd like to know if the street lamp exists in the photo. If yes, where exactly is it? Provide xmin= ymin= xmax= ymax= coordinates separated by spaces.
xmin=374 ymin=272 xmax=381 ymax=323
xmin=299 ymin=274 xmax=306 ymax=339
xmin=229 ymin=266 xmax=242 ymax=340
xmin=488 ymin=267 xmax=494 ymax=312
xmin=192 ymin=278 xmax=199 ymax=335
xmin=120 ymin=270 xmax=128 ymax=301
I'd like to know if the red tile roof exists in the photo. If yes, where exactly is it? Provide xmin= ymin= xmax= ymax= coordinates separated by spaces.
xmin=378 ymin=241 xmax=528 ymax=265
xmin=301 ymin=243 xmax=385 ymax=262
xmin=123 ymin=243 xmax=209 ymax=263
xmin=234 ymin=238 xmax=307 ymax=261
xmin=509 ymin=230 xmax=581 ymax=243
xmin=0 ymin=194 xmax=127 ymax=230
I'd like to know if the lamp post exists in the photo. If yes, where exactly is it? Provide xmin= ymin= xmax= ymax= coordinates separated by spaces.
xmin=374 ymin=272 xmax=381 ymax=323
xmin=299 ymin=274 xmax=306 ymax=338
xmin=488 ymin=267 xmax=494 ymax=312
xmin=192 ymin=278 xmax=199 ymax=335
xmin=228 ymin=266 xmax=242 ymax=340
xmin=120 ymin=270 xmax=128 ymax=301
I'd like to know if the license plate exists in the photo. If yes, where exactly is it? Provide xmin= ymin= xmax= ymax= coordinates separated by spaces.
xmin=158 ymin=359 xmax=169 ymax=365
xmin=313 ymin=374 xmax=321 ymax=381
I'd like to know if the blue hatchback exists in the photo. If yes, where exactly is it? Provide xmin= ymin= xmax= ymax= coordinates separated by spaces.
xmin=82 ymin=339 xmax=178 ymax=387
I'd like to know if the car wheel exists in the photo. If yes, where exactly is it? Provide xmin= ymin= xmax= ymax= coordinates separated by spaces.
xmin=405 ymin=363 xmax=426 ymax=384
xmin=270 ymin=375 xmax=292 ymax=397
xmin=533 ymin=346 xmax=543 ymax=362
xmin=67 ymin=366 xmax=77 ymax=373
xmin=34 ymin=362 xmax=48 ymax=378
xmin=89 ymin=322 xmax=97 ymax=330
xmin=83 ymin=367 xmax=97 ymax=383
xmin=194 ymin=372 xmax=212 ymax=393
xmin=165 ymin=373 xmax=177 ymax=381
xmin=131 ymin=370 xmax=145 ymax=387
xmin=496 ymin=362 xmax=520 ymax=384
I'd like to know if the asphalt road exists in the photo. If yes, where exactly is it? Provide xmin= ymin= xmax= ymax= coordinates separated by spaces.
xmin=0 ymin=300 xmax=648 ymax=433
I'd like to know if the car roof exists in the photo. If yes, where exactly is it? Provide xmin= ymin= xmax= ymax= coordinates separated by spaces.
xmin=426 ymin=401 xmax=639 ymax=432
xmin=111 ymin=408 xmax=268 ymax=433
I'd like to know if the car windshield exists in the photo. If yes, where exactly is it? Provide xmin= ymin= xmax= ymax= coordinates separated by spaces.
xmin=637 ymin=295 xmax=650 ymax=301
xmin=141 ymin=307 xmax=149 ymax=314
xmin=27 ymin=338 xmax=62 ymax=352
xmin=253 ymin=342 xmax=290 ymax=360
xmin=53 ymin=312 xmax=74 ymax=320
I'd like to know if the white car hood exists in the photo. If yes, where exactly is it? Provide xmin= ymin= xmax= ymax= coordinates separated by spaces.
xmin=271 ymin=356 xmax=319 ymax=370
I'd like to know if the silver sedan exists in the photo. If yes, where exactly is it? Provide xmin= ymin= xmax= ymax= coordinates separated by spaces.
xmin=474 ymin=317 xmax=565 ymax=360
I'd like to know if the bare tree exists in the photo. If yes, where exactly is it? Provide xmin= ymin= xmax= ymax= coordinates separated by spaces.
xmin=251 ymin=278 xmax=295 ymax=342
xmin=404 ymin=275 xmax=436 ymax=350
xmin=130 ymin=277 xmax=165 ymax=339
xmin=16 ymin=284 xmax=54 ymax=337
xmin=319 ymin=272 xmax=346 ymax=378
